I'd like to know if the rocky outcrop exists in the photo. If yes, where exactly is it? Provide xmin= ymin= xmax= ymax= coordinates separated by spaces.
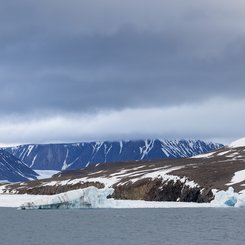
xmin=111 ymin=178 xmax=214 ymax=203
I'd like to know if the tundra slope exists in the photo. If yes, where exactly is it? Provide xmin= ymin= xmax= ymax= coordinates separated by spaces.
xmin=5 ymin=139 xmax=223 ymax=171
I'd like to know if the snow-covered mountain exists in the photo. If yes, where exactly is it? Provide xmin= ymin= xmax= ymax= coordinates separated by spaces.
xmin=0 ymin=149 xmax=38 ymax=182
xmin=193 ymin=137 xmax=245 ymax=160
xmin=5 ymin=139 xmax=223 ymax=171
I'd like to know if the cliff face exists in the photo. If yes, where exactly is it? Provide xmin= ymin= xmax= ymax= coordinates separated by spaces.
xmin=112 ymin=179 xmax=213 ymax=203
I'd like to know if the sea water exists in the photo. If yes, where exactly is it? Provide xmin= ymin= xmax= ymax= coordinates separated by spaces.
xmin=0 ymin=208 xmax=244 ymax=245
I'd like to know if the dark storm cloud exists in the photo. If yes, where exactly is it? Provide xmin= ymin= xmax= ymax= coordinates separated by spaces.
xmin=0 ymin=0 xmax=245 ymax=115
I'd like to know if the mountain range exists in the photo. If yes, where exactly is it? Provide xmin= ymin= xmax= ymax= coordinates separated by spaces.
xmin=5 ymin=139 xmax=223 ymax=171
xmin=0 ymin=149 xmax=38 ymax=182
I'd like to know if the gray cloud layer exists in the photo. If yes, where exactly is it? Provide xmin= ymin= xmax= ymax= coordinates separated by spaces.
xmin=0 ymin=0 xmax=245 ymax=144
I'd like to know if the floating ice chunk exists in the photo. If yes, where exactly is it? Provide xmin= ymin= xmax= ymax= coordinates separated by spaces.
xmin=20 ymin=187 xmax=114 ymax=210
xmin=211 ymin=187 xmax=239 ymax=207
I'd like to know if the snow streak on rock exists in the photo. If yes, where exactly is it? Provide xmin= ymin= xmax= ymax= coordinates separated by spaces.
xmin=4 ymin=139 xmax=223 ymax=171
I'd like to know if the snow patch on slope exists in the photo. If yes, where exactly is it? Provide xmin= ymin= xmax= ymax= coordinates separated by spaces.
xmin=40 ymin=166 xmax=186 ymax=189
xmin=226 ymin=170 xmax=245 ymax=186
xmin=191 ymin=152 xmax=215 ymax=159
xmin=35 ymin=170 xmax=60 ymax=180
xmin=229 ymin=138 xmax=245 ymax=148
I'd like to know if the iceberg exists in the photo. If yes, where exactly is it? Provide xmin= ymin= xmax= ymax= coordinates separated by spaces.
xmin=20 ymin=187 xmax=114 ymax=210
xmin=211 ymin=187 xmax=245 ymax=207
xmin=211 ymin=187 xmax=239 ymax=207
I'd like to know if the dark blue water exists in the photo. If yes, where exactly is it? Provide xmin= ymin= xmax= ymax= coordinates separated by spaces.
xmin=0 ymin=208 xmax=244 ymax=245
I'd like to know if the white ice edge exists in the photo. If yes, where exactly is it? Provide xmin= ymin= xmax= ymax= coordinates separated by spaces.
xmin=0 ymin=186 xmax=244 ymax=209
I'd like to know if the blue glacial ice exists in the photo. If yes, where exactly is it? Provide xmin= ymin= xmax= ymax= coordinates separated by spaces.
xmin=211 ymin=187 xmax=245 ymax=207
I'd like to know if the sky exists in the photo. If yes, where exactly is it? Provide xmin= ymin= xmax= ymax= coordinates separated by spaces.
xmin=0 ymin=0 xmax=245 ymax=146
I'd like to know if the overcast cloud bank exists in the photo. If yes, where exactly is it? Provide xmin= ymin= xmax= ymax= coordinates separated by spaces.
xmin=0 ymin=0 xmax=245 ymax=145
